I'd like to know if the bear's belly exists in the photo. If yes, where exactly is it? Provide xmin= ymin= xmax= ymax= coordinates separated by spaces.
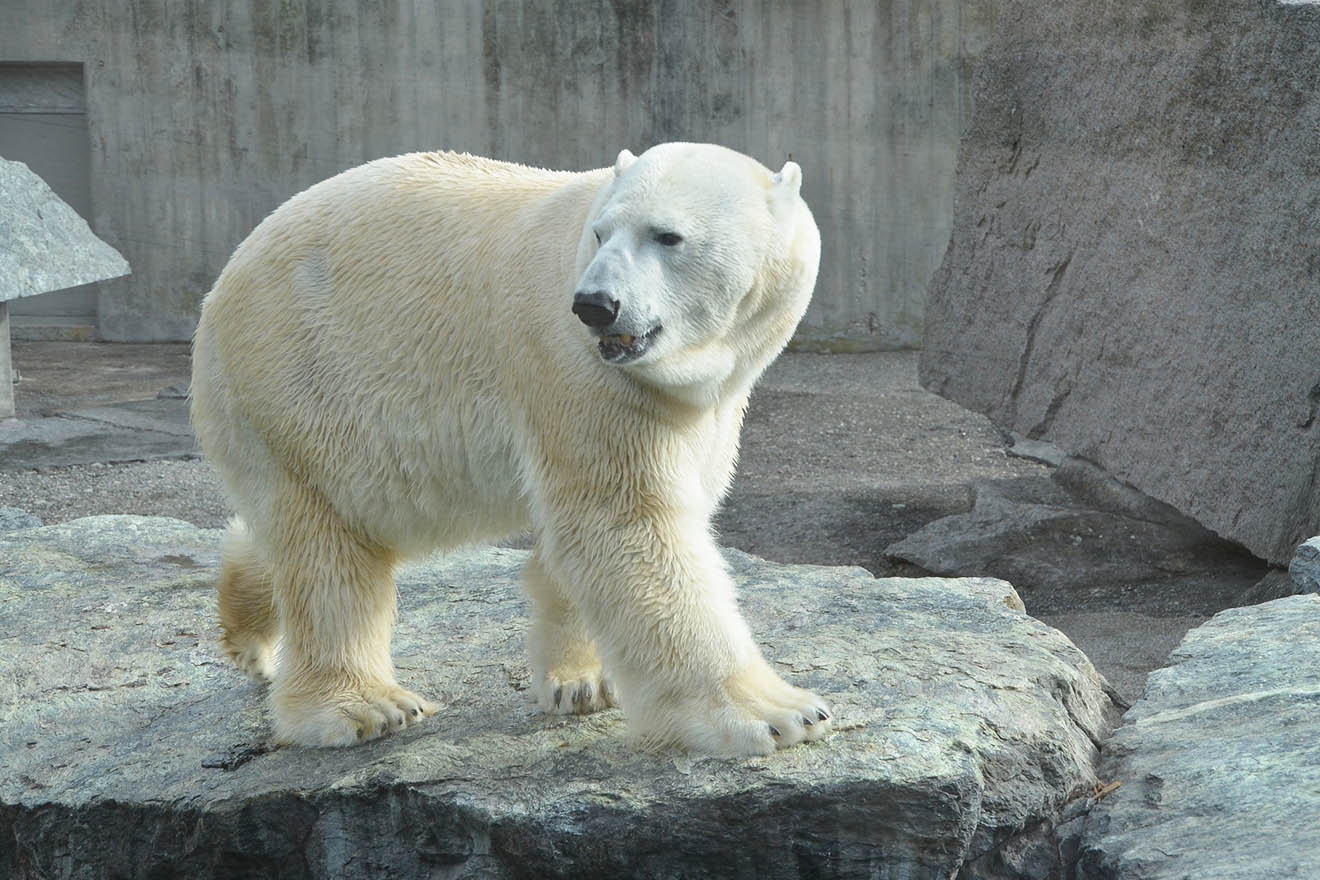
xmin=314 ymin=402 xmax=533 ymax=557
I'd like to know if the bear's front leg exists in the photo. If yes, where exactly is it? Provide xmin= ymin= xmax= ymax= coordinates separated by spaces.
xmin=544 ymin=516 xmax=833 ymax=756
xmin=265 ymin=493 xmax=439 ymax=746
xmin=524 ymin=551 xmax=617 ymax=715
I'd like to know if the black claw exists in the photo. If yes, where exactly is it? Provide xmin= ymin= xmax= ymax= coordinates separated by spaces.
xmin=411 ymin=706 xmax=421 ymax=717
xmin=554 ymin=685 xmax=563 ymax=708
xmin=768 ymin=724 xmax=781 ymax=738
xmin=816 ymin=708 xmax=831 ymax=722
xmin=802 ymin=715 xmax=814 ymax=727
xmin=581 ymin=683 xmax=593 ymax=705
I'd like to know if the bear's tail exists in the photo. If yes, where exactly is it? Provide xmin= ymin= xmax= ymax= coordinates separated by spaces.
xmin=217 ymin=516 xmax=279 ymax=682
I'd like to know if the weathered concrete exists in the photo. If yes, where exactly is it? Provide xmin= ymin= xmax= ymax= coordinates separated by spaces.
xmin=5 ymin=341 xmax=193 ymax=419
xmin=1076 ymin=595 xmax=1320 ymax=879
xmin=0 ymin=1 xmax=994 ymax=347
xmin=920 ymin=0 xmax=1320 ymax=563
xmin=1 ymin=516 xmax=1118 ymax=879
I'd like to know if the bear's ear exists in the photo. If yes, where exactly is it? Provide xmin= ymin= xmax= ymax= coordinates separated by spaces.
xmin=614 ymin=149 xmax=637 ymax=177
xmin=771 ymin=161 xmax=802 ymax=198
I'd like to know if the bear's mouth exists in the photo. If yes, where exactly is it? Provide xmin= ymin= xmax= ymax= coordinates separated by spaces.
xmin=597 ymin=326 xmax=662 ymax=364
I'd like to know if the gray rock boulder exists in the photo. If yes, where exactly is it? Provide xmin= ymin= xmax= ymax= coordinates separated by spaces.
xmin=1240 ymin=535 xmax=1320 ymax=605
xmin=0 ymin=157 xmax=130 ymax=302
xmin=1076 ymin=595 xmax=1320 ymax=879
xmin=0 ymin=516 xmax=1118 ymax=879
xmin=1289 ymin=536 xmax=1320 ymax=594
xmin=920 ymin=0 xmax=1320 ymax=564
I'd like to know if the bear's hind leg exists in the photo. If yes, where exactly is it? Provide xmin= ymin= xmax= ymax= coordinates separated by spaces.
xmin=268 ymin=489 xmax=439 ymax=746
xmin=524 ymin=550 xmax=617 ymax=715
xmin=217 ymin=517 xmax=278 ymax=682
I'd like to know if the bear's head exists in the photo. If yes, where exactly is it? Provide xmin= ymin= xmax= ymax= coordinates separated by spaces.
xmin=572 ymin=142 xmax=820 ymax=406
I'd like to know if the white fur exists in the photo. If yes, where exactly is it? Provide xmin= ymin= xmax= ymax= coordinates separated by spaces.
xmin=191 ymin=143 xmax=828 ymax=754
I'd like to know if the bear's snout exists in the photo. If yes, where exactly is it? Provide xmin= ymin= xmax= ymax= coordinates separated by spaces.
xmin=571 ymin=290 xmax=620 ymax=328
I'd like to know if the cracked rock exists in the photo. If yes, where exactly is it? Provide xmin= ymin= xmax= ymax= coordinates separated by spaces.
xmin=920 ymin=0 xmax=1320 ymax=565
xmin=1076 ymin=595 xmax=1320 ymax=879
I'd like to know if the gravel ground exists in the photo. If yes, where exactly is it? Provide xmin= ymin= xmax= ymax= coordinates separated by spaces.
xmin=718 ymin=352 xmax=1047 ymax=576
xmin=1 ymin=458 xmax=233 ymax=528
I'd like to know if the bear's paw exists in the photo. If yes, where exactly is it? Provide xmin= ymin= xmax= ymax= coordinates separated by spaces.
xmin=653 ymin=661 xmax=833 ymax=756
xmin=273 ymin=683 xmax=441 ymax=747
xmin=221 ymin=633 xmax=276 ymax=684
xmin=537 ymin=668 xmax=618 ymax=716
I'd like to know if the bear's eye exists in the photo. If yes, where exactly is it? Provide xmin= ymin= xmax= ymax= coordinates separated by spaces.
xmin=655 ymin=231 xmax=684 ymax=247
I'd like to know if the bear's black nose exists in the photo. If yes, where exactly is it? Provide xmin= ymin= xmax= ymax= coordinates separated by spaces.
xmin=571 ymin=291 xmax=620 ymax=328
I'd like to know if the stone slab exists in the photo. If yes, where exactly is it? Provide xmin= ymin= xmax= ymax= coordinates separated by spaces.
xmin=1076 ymin=595 xmax=1320 ymax=879
xmin=884 ymin=477 xmax=1263 ymax=613
xmin=919 ymin=0 xmax=1320 ymax=564
xmin=883 ymin=476 xmax=1265 ymax=702
xmin=0 ymin=516 xmax=1117 ymax=879
xmin=0 ymin=157 xmax=129 ymax=302
xmin=0 ymin=398 xmax=198 ymax=470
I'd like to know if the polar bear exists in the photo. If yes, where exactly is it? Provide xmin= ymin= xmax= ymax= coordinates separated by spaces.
xmin=190 ymin=142 xmax=829 ymax=755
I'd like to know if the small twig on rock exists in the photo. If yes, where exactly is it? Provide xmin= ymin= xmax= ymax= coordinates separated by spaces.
xmin=1092 ymin=779 xmax=1122 ymax=801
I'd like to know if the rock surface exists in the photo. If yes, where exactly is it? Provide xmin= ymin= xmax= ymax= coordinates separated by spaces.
xmin=884 ymin=474 xmax=1266 ymax=701
xmin=920 ymin=0 xmax=1320 ymax=564
xmin=1240 ymin=534 xmax=1320 ymax=605
xmin=0 ymin=516 xmax=1117 ymax=879
xmin=885 ymin=477 xmax=1257 ymax=609
xmin=1289 ymin=536 xmax=1320 ymax=594
xmin=0 ymin=397 xmax=198 ymax=469
xmin=1076 ymin=595 xmax=1320 ymax=879
xmin=0 ymin=506 xmax=41 ymax=531
xmin=0 ymin=157 xmax=130 ymax=302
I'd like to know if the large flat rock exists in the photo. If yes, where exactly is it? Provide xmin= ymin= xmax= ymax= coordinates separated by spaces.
xmin=1077 ymin=595 xmax=1320 ymax=879
xmin=0 ymin=516 xmax=1117 ymax=879
xmin=920 ymin=0 xmax=1320 ymax=564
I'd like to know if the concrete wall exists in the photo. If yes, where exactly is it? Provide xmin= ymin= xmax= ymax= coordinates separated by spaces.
xmin=1 ymin=0 xmax=992 ymax=345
